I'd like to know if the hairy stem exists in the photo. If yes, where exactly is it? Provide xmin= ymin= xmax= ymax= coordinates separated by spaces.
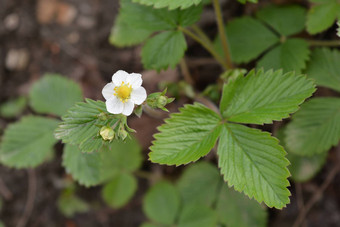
xmin=212 ymin=0 xmax=233 ymax=69
xmin=179 ymin=26 xmax=228 ymax=69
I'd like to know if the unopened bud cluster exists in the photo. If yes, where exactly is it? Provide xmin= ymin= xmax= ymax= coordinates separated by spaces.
xmin=146 ymin=89 xmax=174 ymax=112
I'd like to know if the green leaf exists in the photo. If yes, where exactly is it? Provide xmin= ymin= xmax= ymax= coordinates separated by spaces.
xmin=120 ymin=0 xmax=202 ymax=31
xmin=63 ymin=144 xmax=104 ymax=187
xmin=58 ymin=194 xmax=89 ymax=217
xmin=140 ymin=223 xmax=162 ymax=227
xmin=276 ymin=127 xmax=327 ymax=182
xmin=215 ymin=16 xmax=279 ymax=63
xmin=0 ymin=116 xmax=59 ymax=168
xmin=109 ymin=14 xmax=153 ymax=47
xmin=55 ymin=99 xmax=116 ymax=153
xmin=177 ymin=162 xmax=221 ymax=207
xmin=216 ymin=184 xmax=267 ymax=227
xmin=219 ymin=69 xmax=315 ymax=125
xmin=285 ymin=98 xmax=340 ymax=156
xmin=0 ymin=96 xmax=26 ymax=118
xmin=287 ymin=152 xmax=327 ymax=182
xmin=141 ymin=31 xmax=187 ymax=71
xmin=305 ymin=48 xmax=340 ymax=92
xmin=132 ymin=0 xmax=202 ymax=10
xmin=178 ymin=204 xmax=217 ymax=227
xmin=29 ymin=74 xmax=83 ymax=116
xmin=257 ymin=38 xmax=311 ymax=73
xmin=306 ymin=1 xmax=340 ymax=34
xmin=63 ymin=137 xmax=141 ymax=187
xmin=102 ymin=173 xmax=137 ymax=209
xmin=217 ymin=123 xmax=290 ymax=208
xmin=256 ymin=5 xmax=306 ymax=36
xmin=149 ymin=103 xmax=222 ymax=165
xmin=143 ymin=181 xmax=180 ymax=225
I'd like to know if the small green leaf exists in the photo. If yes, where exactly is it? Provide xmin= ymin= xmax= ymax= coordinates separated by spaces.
xmin=29 ymin=74 xmax=83 ymax=116
xmin=215 ymin=16 xmax=279 ymax=63
xmin=63 ymin=137 xmax=141 ymax=187
xmin=102 ymin=173 xmax=137 ymax=209
xmin=217 ymin=123 xmax=290 ymax=209
xmin=178 ymin=204 xmax=217 ymax=227
xmin=143 ymin=181 xmax=180 ymax=225
xmin=109 ymin=14 xmax=153 ymax=47
xmin=55 ymin=99 xmax=116 ymax=153
xmin=0 ymin=97 xmax=26 ymax=118
xmin=58 ymin=194 xmax=89 ymax=217
xmin=63 ymin=144 xmax=104 ymax=187
xmin=257 ymin=38 xmax=311 ymax=73
xmin=220 ymin=69 xmax=315 ymax=125
xmin=306 ymin=1 xmax=340 ymax=34
xmin=305 ymin=48 xmax=340 ymax=92
xmin=285 ymin=98 xmax=340 ymax=156
xmin=256 ymin=5 xmax=306 ymax=36
xmin=177 ymin=162 xmax=221 ymax=207
xmin=141 ymin=31 xmax=187 ymax=71
xmin=216 ymin=184 xmax=267 ymax=227
xmin=149 ymin=103 xmax=222 ymax=165
xmin=0 ymin=116 xmax=59 ymax=168
xmin=132 ymin=0 xmax=202 ymax=10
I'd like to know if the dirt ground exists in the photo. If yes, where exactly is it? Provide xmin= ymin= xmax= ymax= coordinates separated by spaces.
xmin=0 ymin=0 xmax=339 ymax=226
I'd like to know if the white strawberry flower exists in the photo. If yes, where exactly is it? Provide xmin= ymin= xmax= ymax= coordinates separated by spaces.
xmin=102 ymin=70 xmax=147 ymax=116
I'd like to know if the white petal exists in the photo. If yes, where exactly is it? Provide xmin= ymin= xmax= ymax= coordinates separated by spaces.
xmin=105 ymin=97 xmax=123 ymax=114
xmin=126 ymin=73 xmax=142 ymax=89
xmin=102 ymin=82 xmax=115 ymax=100
xmin=122 ymin=100 xmax=134 ymax=116
xmin=130 ymin=87 xmax=147 ymax=105
xmin=112 ymin=70 xmax=128 ymax=86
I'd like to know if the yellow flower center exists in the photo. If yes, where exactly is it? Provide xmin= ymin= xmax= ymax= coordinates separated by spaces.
xmin=114 ymin=82 xmax=132 ymax=103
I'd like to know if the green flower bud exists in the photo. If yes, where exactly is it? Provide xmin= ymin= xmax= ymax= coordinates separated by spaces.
xmin=118 ymin=128 xmax=128 ymax=141
xmin=157 ymin=96 xmax=168 ymax=107
xmin=98 ymin=112 xmax=108 ymax=121
xmin=100 ymin=126 xmax=115 ymax=141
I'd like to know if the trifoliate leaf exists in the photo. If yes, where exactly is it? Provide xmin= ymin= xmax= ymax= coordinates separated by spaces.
xmin=55 ymin=99 xmax=117 ymax=153
xmin=143 ymin=181 xmax=180 ymax=225
xmin=178 ymin=204 xmax=217 ymax=227
xmin=285 ymin=98 xmax=340 ymax=156
xmin=177 ymin=162 xmax=221 ymax=207
xmin=305 ymin=48 xmax=340 ymax=92
xmin=109 ymin=14 xmax=153 ymax=47
xmin=0 ymin=96 xmax=26 ymax=118
xmin=141 ymin=31 xmax=187 ymax=71
xmin=0 ymin=116 xmax=59 ymax=168
xmin=58 ymin=194 xmax=89 ymax=217
xmin=217 ymin=123 xmax=290 ymax=209
xmin=216 ymin=184 xmax=267 ymax=227
xmin=132 ymin=0 xmax=202 ymax=10
xmin=29 ymin=74 xmax=83 ymax=116
xmin=257 ymin=38 xmax=311 ymax=73
xmin=256 ymin=5 xmax=306 ymax=36
xmin=306 ymin=1 xmax=340 ymax=34
xmin=215 ymin=16 xmax=279 ymax=63
xmin=219 ymin=69 xmax=315 ymax=125
xmin=149 ymin=103 xmax=222 ymax=165
xmin=102 ymin=173 xmax=137 ymax=209
xmin=63 ymin=137 xmax=141 ymax=187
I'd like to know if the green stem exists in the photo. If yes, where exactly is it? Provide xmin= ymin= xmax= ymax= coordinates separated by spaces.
xmin=179 ymin=26 xmax=227 ymax=69
xmin=191 ymin=24 xmax=213 ymax=45
xmin=212 ymin=0 xmax=233 ymax=69
xmin=307 ymin=40 xmax=340 ymax=47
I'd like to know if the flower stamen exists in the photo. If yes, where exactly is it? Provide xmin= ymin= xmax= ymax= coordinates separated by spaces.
xmin=114 ymin=82 xmax=132 ymax=103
